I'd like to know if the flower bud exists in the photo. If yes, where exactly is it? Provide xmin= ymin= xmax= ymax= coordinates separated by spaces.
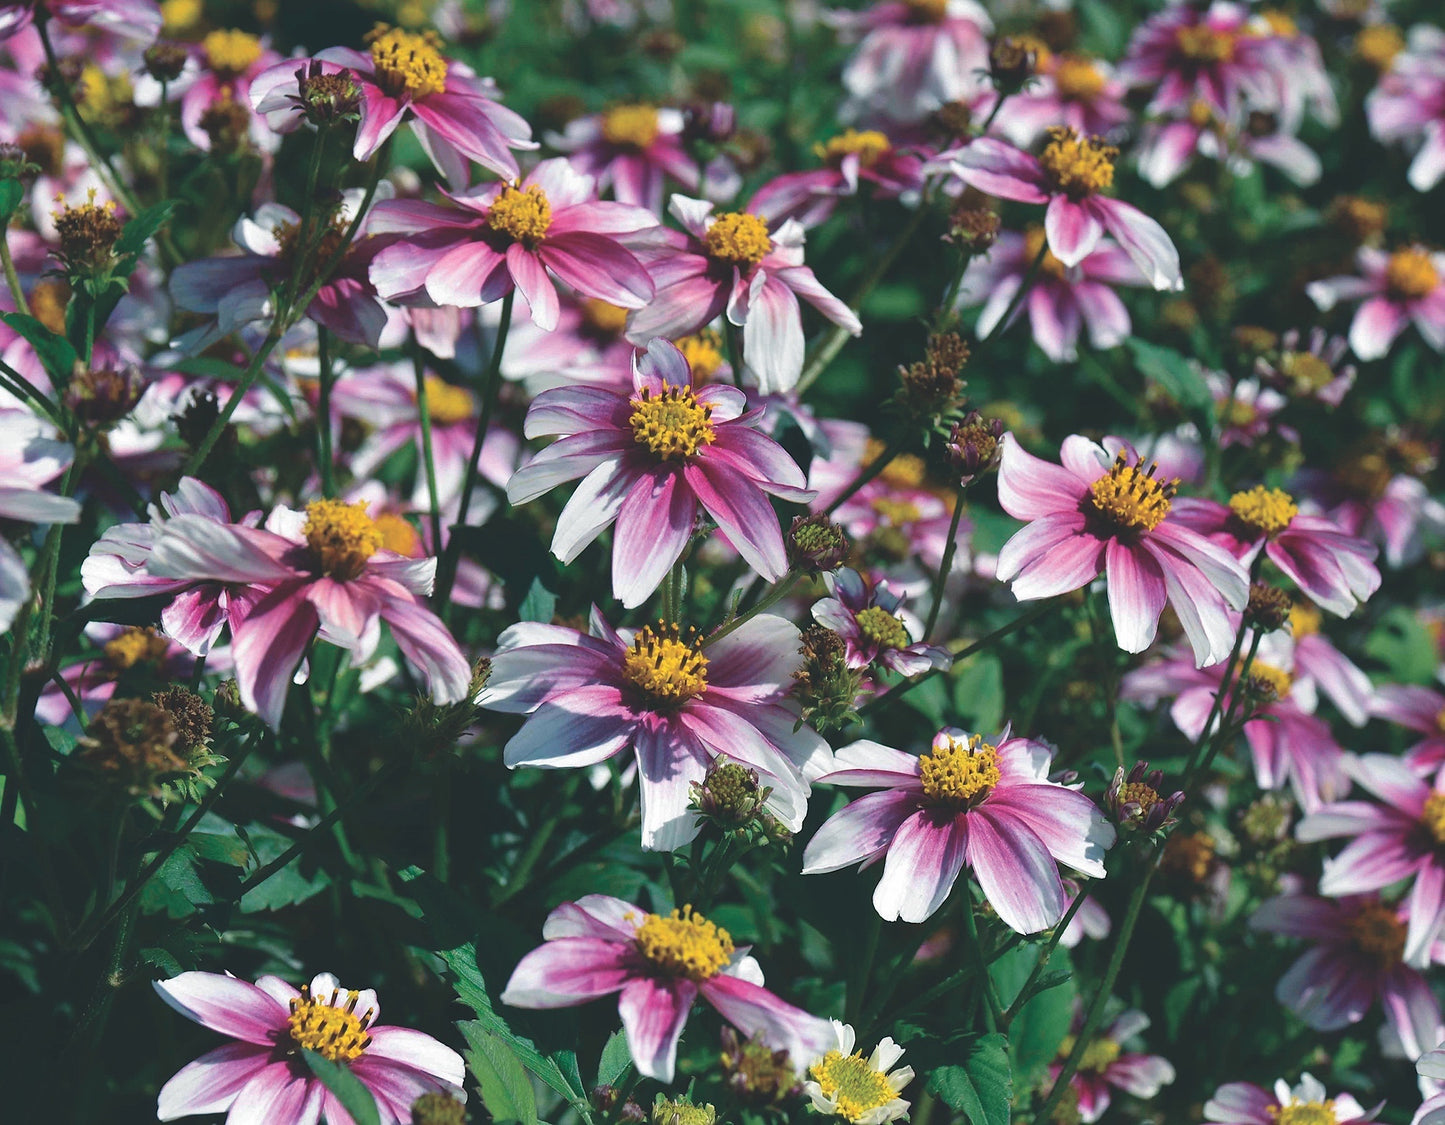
xmin=619 ymin=1101 xmax=647 ymax=1123
xmin=1244 ymin=582 xmax=1292 ymax=632
xmin=77 ymin=698 xmax=187 ymax=797
xmin=690 ymin=758 xmax=770 ymax=830
xmin=787 ymin=513 xmax=848 ymax=574
xmin=143 ymin=42 xmax=190 ymax=83
xmin=212 ymin=678 xmax=246 ymax=720
xmin=946 ymin=411 xmax=1004 ymax=484
xmin=720 ymin=1026 xmax=803 ymax=1107
xmin=944 ymin=203 xmax=999 ymax=253
xmin=151 ymin=687 xmax=214 ymax=752
xmin=410 ymin=1092 xmax=467 ymax=1125
xmin=51 ymin=190 xmax=123 ymax=278
xmin=591 ymin=1085 xmax=619 ymax=1113
xmin=989 ymin=35 xmax=1044 ymax=95
xmin=64 ymin=363 xmax=145 ymax=427
xmin=291 ymin=61 xmax=363 ymax=128
xmin=792 ymin=625 xmax=863 ymax=733
xmin=682 ymin=100 xmax=735 ymax=144
xmin=651 ymin=1096 xmax=716 ymax=1125
xmin=1105 ymin=761 xmax=1184 ymax=833
xmin=200 ymin=94 xmax=253 ymax=155
xmin=0 ymin=141 xmax=37 ymax=222
xmin=896 ymin=332 xmax=969 ymax=422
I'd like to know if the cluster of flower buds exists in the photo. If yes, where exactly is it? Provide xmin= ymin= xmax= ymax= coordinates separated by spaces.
xmin=410 ymin=1092 xmax=468 ymax=1125
xmin=288 ymin=60 xmax=364 ymax=129
xmin=787 ymin=513 xmax=848 ymax=575
xmin=1244 ymin=582 xmax=1293 ymax=632
xmin=792 ymin=625 xmax=864 ymax=733
xmin=894 ymin=332 xmax=970 ymax=425
xmin=689 ymin=758 xmax=791 ymax=843
xmin=1106 ymin=761 xmax=1185 ymax=834
xmin=946 ymin=411 xmax=1005 ymax=485
xmin=720 ymin=1026 xmax=803 ymax=1107
xmin=651 ymin=1095 xmax=716 ymax=1125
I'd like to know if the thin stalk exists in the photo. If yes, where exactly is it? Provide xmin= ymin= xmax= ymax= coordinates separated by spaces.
xmin=824 ymin=438 xmax=903 ymax=516
xmin=844 ymin=912 xmax=881 ymax=1026
xmin=1180 ymin=621 xmax=1250 ymax=784
xmin=491 ymin=775 xmax=582 ymax=906
xmin=704 ymin=572 xmax=802 ymax=648
xmin=1002 ymin=891 xmax=1086 ymax=1027
xmin=0 ymin=356 xmax=67 ymax=430
xmin=1189 ymin=633 xmax=1263 ymax=787
xmin=411 ymin=346 xmax=444 ymax=552
xmin=33 ymin=459 xmax=82 ymax=660
xmin=156 ymin=79 xmax=171 ymax=204
xmin=1 ymin=233 xmax=29 ymax=316
xmin=725 ymin=321 xmax=745 ymax=388
xmin=959 ymin=892 xmax=1001 ymax=1032
xmin=316 ymin=326 xmax=335 ymax=496
xmin=985 ymin=237 xmax=1049 ymax=348
xmin=922 ymin=479 xmax=971 ymax=639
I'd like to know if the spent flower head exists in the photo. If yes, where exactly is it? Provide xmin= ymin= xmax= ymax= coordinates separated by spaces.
xmin=788 ymin=513 xmax=849 ymax=574
xmin=1106 ymin=762 xmax=1185 ymax=833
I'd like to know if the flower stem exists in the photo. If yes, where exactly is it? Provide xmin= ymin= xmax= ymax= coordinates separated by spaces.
xmin=411 ymin=343 xmax=444 ymax=553
xmin=0 ymin=232 xmax=29 ymax=316
xmin=923 ymin=479 xmax=972 ymax=639
xmin=704 ymin=572 xmax=801 ymax=648
xmin=824 ymin=437 xmax=902 ymax=516
xmin=960 ymin=888 xmax=1002 ymax=1032
xmin=1002 ymin=891 xmax=1086 ymax=1028
xmin=316 ymin=326 xmax=335 ymax=496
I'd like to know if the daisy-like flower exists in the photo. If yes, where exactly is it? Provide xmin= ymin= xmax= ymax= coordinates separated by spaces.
xmin=546 ymin=103 xmax=700 ymax=212
xmin=749 ymin=129 xmax=926 ymax=230
xmin=153 ymin=970 xmax=465 ymax=1123
xmin=1048 ymin=1008 xmax=1176 ymax=1123
xmin=1286 ymin=598 xmax=1375 ymax=729
xmin=1203 ymin=1072 xmax=1377 ymax=1125
xmin=827 ymin=0 xmax=993 ymax=125
xmin=500 ymin=895 xmax=833 ymax=1083
xmin=804 ymin=1021 xmax=913 ymax=1124
xmin=1171 ymin=484 xmax=1381 ymax=617
xmin=0 ymin=410 xmax=82 ymax=632
xmin=1307 ymin=245 xmax=1445 ymax=362
xmin=1136 ymin=102 xmax=1323 ymax=190
xmin=958 ymin=227 xmax=1147 ymax=363
xmin=811 ymin=568 xmax=951 ymax=678
xmin=625 ymin=195 xmax=861 ymax=394
xmin=250 ymin=27 xmax=534 ymax=186
xmin=1372 ymin=685 xmax=1445 ymax=776
xmin=801 ymin=726 xmax=1115 ymax=930
xmin=941 ymin=128 xmax=1183 ymax=291
xmin=179 ymin=29 xmax=282 ymax=154
xmin=1250 ymin=891 xmax=1444 ymax=1058
xmin=476 ymin=611 xmax=830 ymax=851
xmin=994 ymin=51 xmax=1130 ymax=148
xmin=146 ymin=498 xmax=471 ymax=728
xmin=1203 ymin=369 xmax=1293 ymax=450
xmin=1366 ymin=25 xmax=1445 ymax=192
xmin=367 ymin=157 xmax=656 ymax=332
xmin=1255 ymin=328 xmax=1356 ymax=407
xmin=1297 ymin=754 xmax=1445 ymax=967
xmin=1117 ymin=1 xmax=1274 ymax=122
xmin=505 ymin=340 xmax=813 ymax=608
xmin=994 ymin=434 xmax=1250 ymax=667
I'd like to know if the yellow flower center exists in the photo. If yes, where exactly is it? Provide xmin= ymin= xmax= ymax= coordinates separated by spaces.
xmin=1423 ymin=792 xmax=1445 ymax=845
xmin=633 ymin=906 xmax=733 ymax=980
xmin=869 ymin=497 xmax=923 ymax=526
xmin=704 ymin=212 xmax=773 ymax=268
xmin=304 ymin=499 xmax=383 ymax=580
xmin=919 ymin=732 xmax=1001 ymax=807
xmin=1053 ymin=55 xmax=1107 ymax=101
xmin=423 ymin=374 xmax=474 ymax=425
xmin=875 ymin=448 xmax=927 ymax=490
xmin=1289 ymin=600 xmax=1322 ymax=638
xmin=1246 ymin=662 xmax=1293 ymax=702
xmin=372 ymin=512 xmax=421 ymax=558
xmin=367 ymin=25 xmax=448 ymax=99
xmin=855 ymin=605 xmax=911 ymax=650
xmin=1278 ymin=351 xmax=1335 ymax=394
xmin=1188 ymin=99 xmax=1218 ymax=129
xmin=1039 ymin=127 xmax=1117 ymax=199
xmin=203 ymin=29 xmax=263 ymax=76
xmin=104 ymin=627 xmax=169 ymax=671
xmin=161 ymin=0 xmax=201 ymax=32
xmin=903 ymin=0 xmax=949 ymax=21
xmin=1347 ymin=900 xmax=1406 ymax=968
xmin=629 ymin=385 xmax=716 ymax=461
xmin=601 ymin=104 xmax=660 ymax=150
xmin=1024 ymin=226 xmax=1068 ymax=280
xmin=1268 ymin=1100 xmax=1337 ymax=1125
xmin=1161 ymin=831 xmax=1215 ymax=882
xmin=809 ymin=1050 xmax=897 ymax=1123
xmin=78 ymin=65 xmax=132 ymax=120
xmin=622 ymin=624 xmax=709 ymax=706
xmin=487 ymin=183 xmax=553 ymax=247
xmin=1059 ymin=1035 xmax=1122 ymax=1074
xmin=581 ymin=298 xmax=631 ymax=338
xmin=1355 ymin=24 xmax=1403 ymax=70
xmin=675 ymin=330 xmax=725 ymax=383
xmin=1260 ymin=10 xmax=1298 ymax=37
xmin=286 ymin=983 xmax=375 ymax=1063
xmin=1228 ymin=485 xmax=1298 ymax=537
xmin=1086 ymin=451 xmax=1177 ymax=534
xmin=1176 ymin=25 xmax=1237 ymax=62
xmin=1335 ymin=449 xmax=1391 ymax=502
xmin=1118 ymin=780 xmax=1162 ymax=811
xmin=1385 ymin=248 xmax=1439 ymax=301
xmin=817 ymin=129 xmax=892 ymax=169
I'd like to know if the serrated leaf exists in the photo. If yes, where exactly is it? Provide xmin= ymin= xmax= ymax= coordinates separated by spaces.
xmin=303 ymin=1049 xmax=381 ymax=1125
xmin=237 ymin=826 xmax=330 ymax=913
xmin=187 ymin=830 xmax=251 ymax=868
xmin=0 ymin=313 xmax=77 ymax=382
xmin=460 ymin=1021 xmax=539 ymax=1125
xmin=115 ymin=200 xmax=177 ymax=262
xmin=1126 ymin=339 xmax=1211 ymax=411
xmin=927 ymin=1033 xmax=1012 ymax=1125
xmin=595 ymin=1029 xmax=632 ymax=1087
xmin=519 ymin=578 xmax=557 ymax=624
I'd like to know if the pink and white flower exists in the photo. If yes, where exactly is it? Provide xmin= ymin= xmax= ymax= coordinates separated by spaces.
xmin=547 ymin=104 xmax=700 ymax=212
xmin=625 ymin=196 xmax=861 ymax=394
xmin=1117 ymin=2 xmax=1275 ymax=122
xmin=178 ymin=30 xmax=283 ymax=154
xmin=154 ymin=969 xmax=465 ymax=1123
xmin=505 ymin=340 xmax=812 ymax=608
xmin=811 ymin=567 xmax=951 ymax=678
xmin=1203 ymin=1073 xmax=1376 ymax=1125
xmin=941 ymin=129 xmax=1183 ymax=291
xmin=957 ymin=228 xmax=1146 ymax=363
xmin=1255 ymin=328 xmax=1356 ymax=408
xmin=476 ymin=611 xmax=831 ymax=851
xmin=1307 ymin=246 xmax=1445 ymax=362
xmin=0 ymin=410 xmax=82 ymax=632
xmin=500 ymin=894 xmax=833 ymax=1083
xmin=994 ymin=434 xmax=1250 ymax=667
xmin=146 ymin=498 xmax=471 ymax=728
xmin=1372 ymin=685 xmax=1445 ymax=776
xmin=993 ymin=52 xmax=1130 ymax=148
xmin=368 ymin=157 xmax=656 ymax=332
xmin=1367 ymin=25 xmax=1445 ymax=192
xmin=802 ymin=726 xmax=1115 ymax=930
xmin=0 ymin=0 xmax=159 ymax=43
xmin=749 ymin=128 xmax=926 ymax=230
xmin=1047 ymin=1007 xmax=1176 ymax=1123
xmin=1296 ymin=754 xmax=1445 ymax=967
xmin=1294 ymin=453 xmax=1445 ymax=570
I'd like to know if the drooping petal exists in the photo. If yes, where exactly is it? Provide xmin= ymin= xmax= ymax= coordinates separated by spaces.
xmin=871 ymin=809 xmax=968 ymax=924
xmin=499 ymin=937 xmax=635 ymax=1007
xmin=618 ymin=976 xmax=697 ymax=1083
xmin=966 ymin=808 xmax=1067 ymax=934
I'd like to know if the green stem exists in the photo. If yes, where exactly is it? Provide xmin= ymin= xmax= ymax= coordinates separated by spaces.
xmin=411 ymin=345 xmax=444 ymax=553
xmin=316 ymin=326 xmax=335 ymax=496
xmin=1002 ymin=892 xmax=1086 ymax=1027
xmin=824 ymin=438 xmax=903 ymax=516
xmin=0 ymin=233 xmax=29 ymax=316
xmin=922 ymin=479 xmax=971 ymax=639
xmin=491 ymin=775 xmax=582 ymax=906
xmin=0 ymin=356 xmax=65 ymax=431
xmin=959 ymin=889 xmax=1001 ymax=1032
xmin=33 ymin=459 xmax=82 ymax=661
xmin=844 ymin=911 xmax=881 ymax=1026
xmin=156 ymin=80 xmax=171 ymax=204
xmin=704 ymin=572 xmax=802 ymax=648
xmin=1180 ymin=621 xmax=1251 ymax=786
xmin=725 ymin=321 xmax=745 ymax=388
xmin=1188 ymin=633 xmax=1263 ymax=789
xmin=178 ymin=327 xmax=283 ymax=478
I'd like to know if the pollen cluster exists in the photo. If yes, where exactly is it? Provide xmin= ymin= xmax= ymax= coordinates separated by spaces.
xmin=809 ymin=1050 xmax=897 ymax=1122
xmin=633 ymin=905 xmax=734 ymax=980
xmin=1175 ymin=24 xmax=1238 ymax=62
xmin=629 ymin=384 xmax=716 ymax=460
xmin=1053 ymin=55 xmax=1108 ymax=101
xmin=818 ymin=129 xmax=891 ymax=169
xmin=601 ymin=104 xmax=660 ymax=150
xmin=286 ymin=983 xmax=375 ymax=1063
xmin=675 ymin=329 xmax=725 ymax=382
xmin=1228 ymin=485 xmax=1298 ymax=537
xmin=623 ymin=623 xmax=710 ymax=706
xmin=1086 ymin=452 xmax=1177 ymax=534
xmin=202 ymin=29 xmax=263 ymax=76
xmin=1346 ymin=900 xmax=1406 ymax=968
xmin=304 ymin=498 xmax=383 ymax=580
xmin=1245 ymin=662 xmax=1293 ymax=703
xmin=704 ymin=211 xmax=773 ymax=268
xmin=423 ymin=374 xmax=474 ymax=425
xmin=1039 ymin=127 xmax=1117 ymax=198
xmin=105 ymin=626 xmax=169 ymax=670
xmin=855 ymin=605 xmax=911 ymax=650
xmin=918 ymin=732 xmax=1000 ymax=807
xmin=1422 ymin=791 xmax=1445 ymax=845
xmin=487 ymin=183 xmax=553 ymax=246
xmin=1267 ymin=1099 xmax=1338 ymax=1125
xmin=367 ymin=25 xmax=448 ymax=99
xmin=1384 ymin=247 xmax=1439 ymax=301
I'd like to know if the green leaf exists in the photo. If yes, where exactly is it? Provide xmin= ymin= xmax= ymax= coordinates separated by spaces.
xmin=595 ymin=1029 xmax=632 ymax=1087
xmin=138 ymin=846 xmax=214 ymax=919
xmin=992 ymin=945 xmax=1075 ymax=1081
xmin=237 ymin=826 xmax=330 ymax=913
xmin=951 ymin=654 xmax=1004 ymax=734
xmin=1365 ymin=606 xmax=1439 ymax=684
xmin=0 ymin=313 xmax=77 ymax=382
xmin=519 ymin=578 xmax=558 ymax=623
xmin=1126 ymin=339 xmax=1211 ymax=412
xmin=927 ymin=1033 xmax=1012 ymax=1125
xmin=302 ymin=1049 xmax=381 ymax=1125
xmin=460 ymin=1021 xmax=539 ymax=1125
xmin=115 ymin=200 xmax=177 ymax=265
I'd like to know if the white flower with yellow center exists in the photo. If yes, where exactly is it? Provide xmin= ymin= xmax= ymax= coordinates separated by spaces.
xmin=805 ymin=1021 xmax=914 ymax=1124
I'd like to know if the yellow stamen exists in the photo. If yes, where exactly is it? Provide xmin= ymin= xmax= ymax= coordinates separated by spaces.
xmin=1038 ymin=127 xmax=1117 ymax=199
xmin=918 ymin=732 xmax=1000 ymax=807
xmin=1024 ymin=226 xmax=1068 ymax=280
xmin=1385 ymin=248 xmax=1439 ymax=301
xmin=373 ymin=512 xmax=421 ymax=558
xmin=1228 ymin=485 xmax=1298 ymax=537
xmin=855 ymin=606 xmax=911 ymax=651
xmin=877 ymin=451 xmax=927 ymax=490
xmin=629 ymin=384 xmax=715 ymax=460
xmin=367 ymin=24 xmax=448 ymax=99
xmin=1175 ymin=24 xmax=1237 ymax=62
xmin=304 ymin=499 xmax=383 ymax=580
xmin=105 ymin=627 xmax=169 ymax=670
xmin=203 ymin=29 xmax=264 ymax=76
xmin=1058 ymin=1035 xmax=1122 ymax=1074
xmin=810 ymin=1050 xmax=897 ymax=1123
xmin=622 ymin=623 xmax=709 ymax=706
xmin=1260 ymin=10 xmax=1297 ymax=37
xmin=77 ymin=65 xmax=132 ymax=120
xmin=1278 ymin=351 xmax=1335 ymax=394
xmin=1118 ymin=780 xmax=1162 ymax=810
xmin=1268 ymin=1100 xmax=1337 ymax=1125
xmin=580 ymin=298 xmax=630 ymax=338
xmin=161 ymin=0 xmax=201 ymax=33
xmin=1289 ymin=600 xmax=1322 ymax=638
xmin=675 ymin=330 xmax=725 ymax=383
xmin=601 ymin=104 xmax=660 ymax=150
xmin=1086 ymin=451 xmax=1177 ymax=534
xmin=422 ymin=374 xmax=474 ymax=425
xmin=869 ymin=497 xmax=923 ymax=526
xmin=286 ymin=983 xmax=374 ymax=1063
xmin=817 ymin=129 xmax=892 ymax=169
xmin=487 ymin=183 xmax=553 ymax=247
xmin=704 ymin=212 xmax=772 ymax=268
xmin=1347 ymin=900 xmax=1406 ymax=968
xmin=634 ymin=905 xmax=733 ymax=980
xmin=1423 ymin=792 xmax=1445 ymax=845
xmin=1053 ymin=55 xmax=1107 ymax=102
xmin=1246 ymin=662 xmax=1293 ymax=702
xmin=1355 ymin=24 xmax=1404 ymax=70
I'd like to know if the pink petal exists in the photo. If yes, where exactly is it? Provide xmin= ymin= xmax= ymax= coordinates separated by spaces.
xmin=634 ymin=719 xmax=709 ymax=851
xmin=153 ymin=972 xmax=286 ymax=1045
xmin=380 ymin=598 xmax=472 ymax=705
xmin=507 ymin=244 xmax=561 ymax=331
xmin=502 ymin=686 xmax=634 ymax=768
xmin=1317 ymin=832 xmax=1425 ymax=896
xmin=618 ymin=976 xmax=697 ymax=1083
xmin=966 ymin=808 xmax=1067 ymax=934
xmin=983 ymin=783 xmax=1114 ymax=878
xmin=1045 ymin=197 xmax=1104 ymax=268
xmin=1349 ymin=297 xmax=1407 ymax=362
xmin=500 ymin=937 xmax=636 ymax=1007
xmin=685 ymin=459 xmax=788 ymax=583
xmin=225 ymin=1066 xmax=323 ymax=1125
xmin=231 ymin=585 xmax=319 ymax=729
xmin=872 ymin=809 xmax=969 ymax=924
xmin=802 ymin=788 xmax=919 ymax=874
xmin=996 ymin=434 xmax=1087 ymax=520
xmin=540 ymin=232 xmax=653 ymax=308
xmin=1103 ymin=540 xmax=1168 ymax=653
xmin=611 ymin=470 xmax=697 ymax=609
xmin=700 ymin=973 xmax=834 ymax=1073
xmin=156 ymin=1044 xmax=274 ymax=1120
